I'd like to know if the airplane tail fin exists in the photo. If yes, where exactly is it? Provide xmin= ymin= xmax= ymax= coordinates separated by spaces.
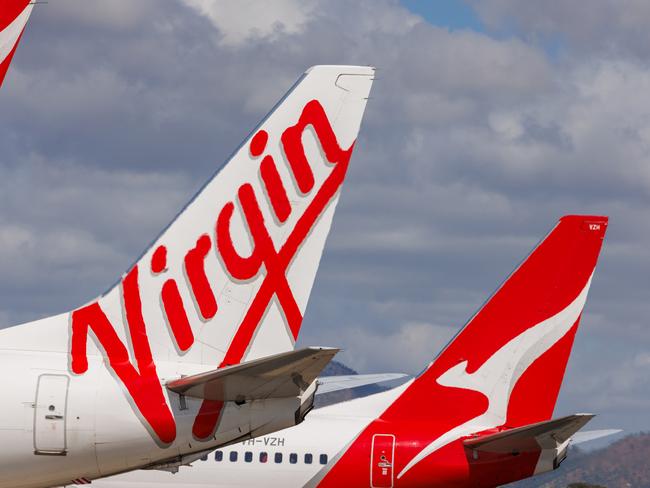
xmin=69 ymin=65 xmax=374 ymax=368
xmin=388 ymin=215 xmax=607 ymax=425
xmin=385 ymin=215 xmax=607 ymax=479
xmin=306 ymin=216 xmax=609 ymax=486
xmin=0 ymin=65 xmax=374 ymax=445
xmin=0 ymin=0 xmax=33 ymax=88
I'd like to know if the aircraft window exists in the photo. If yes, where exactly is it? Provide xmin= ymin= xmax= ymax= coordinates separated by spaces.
xmin=215 ymin=450 xmax=223 ymax=462
xmin=245 ymin=451 xmax=253 ymax=463
xmin=259 ymin=452 xmax=268 ymax=463
xmin=289 ymin=453 xmax=298 ymax=464
xmin=320 ymin=454 xmax=328 ymax=465
xmin=230 ymin=451 xmax=238 ymax=462
xmin=200 ymin=454 xmax=208 ymax=461
xmin=304 ymin=453 xmax=313 ymax=464
xmin=274 ymin=452 xmax=283 ymax=464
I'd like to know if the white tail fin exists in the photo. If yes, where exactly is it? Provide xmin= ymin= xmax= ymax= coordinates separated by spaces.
xmin=69 ymin=65 xmax=374 ymax=366
xmin=0 ymin=65 xmax=374 ymax=445
xmin=0 ymin=0 xmax=33 ymax=88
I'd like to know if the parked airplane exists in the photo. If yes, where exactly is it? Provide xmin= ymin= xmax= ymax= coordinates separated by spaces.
xmin=0 ymin=0 xmax=33 ymax=88
xmin=0 ymin=64 xmax=375 ymax=488
xmin=91 ymin=215 xmax=609 ymax=488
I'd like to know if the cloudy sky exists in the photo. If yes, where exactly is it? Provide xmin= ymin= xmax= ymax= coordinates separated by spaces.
xmin=2 ymin=0 xmax=650 ymax=436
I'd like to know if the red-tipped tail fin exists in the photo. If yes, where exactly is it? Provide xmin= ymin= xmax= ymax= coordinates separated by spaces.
xmin=0 ymin=0 xmax=33 ymax=88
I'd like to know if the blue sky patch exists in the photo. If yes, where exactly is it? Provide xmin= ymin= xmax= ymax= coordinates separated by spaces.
xmin=400 ymin=0 xmax=484 ymax=32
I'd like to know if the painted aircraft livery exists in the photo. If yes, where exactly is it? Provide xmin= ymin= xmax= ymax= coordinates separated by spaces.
xmin=0 ymin=0 xmax=33 ymax=88
xmin=91 ymin=215 xmax=609 ymax=488
xmin=0 ymin=65 xmax=375 ymax=487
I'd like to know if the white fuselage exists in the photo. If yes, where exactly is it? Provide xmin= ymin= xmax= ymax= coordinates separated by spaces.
xmin=0 ymin=318 xmax=309 ymax=488
xmin=82 ymin=386 xmax=408 ymax=488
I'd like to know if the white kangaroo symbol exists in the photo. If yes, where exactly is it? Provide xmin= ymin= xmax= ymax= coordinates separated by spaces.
xmin=397 ymin=276 xmax=592 ymax=479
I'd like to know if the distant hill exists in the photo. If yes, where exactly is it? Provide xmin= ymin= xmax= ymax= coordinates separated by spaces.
xmin=507 ymin=433 xmax=650 ymax=488
xmin=315 ymin=360 xmax=386 ymax=407
xmin=321 ymin=360 xmax=358 ymax=377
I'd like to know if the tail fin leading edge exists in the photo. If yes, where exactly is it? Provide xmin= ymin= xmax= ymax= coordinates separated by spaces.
xmin=0 ymin=0 xmax=33 ymax=88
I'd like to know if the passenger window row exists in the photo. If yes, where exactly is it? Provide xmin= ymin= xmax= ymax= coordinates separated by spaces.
xmin=213 ymin=450 xmax=328 ymax=465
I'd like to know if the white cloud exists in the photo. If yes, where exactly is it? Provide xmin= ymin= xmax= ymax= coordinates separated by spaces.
xmin=335 ymin=321 xmax=456 ymax=374
xmin=561 ymin=349 xmax=650 ymax=412
xmin=39 ymin=0 xmax=156 ymax=30
xmin=182 ymin=0 xmax=318 ymax=46
xmin=0 ymin=154 xmax=192 ymax=322
xmin=471 ymin=0 xmax=650 ymax=59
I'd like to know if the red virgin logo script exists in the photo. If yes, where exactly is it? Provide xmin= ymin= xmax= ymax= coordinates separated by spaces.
xmin=69 ymin=100 xmax=355 ymax=445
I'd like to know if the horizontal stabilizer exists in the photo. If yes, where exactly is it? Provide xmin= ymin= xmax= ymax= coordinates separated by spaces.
xmin=464 ymin=413 xmax=594 ymax=454
xmin=166 ymin=347 xmax=338 ymax=402
xmin=571 ymin=428 xmax=622 ymax=445
xmin=316 ymin=373 xmax=408 ymax=395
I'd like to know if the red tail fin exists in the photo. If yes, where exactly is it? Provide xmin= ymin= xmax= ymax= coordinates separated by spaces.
xmin=318 ymin=216 xmax=608 ymax=486
xmin=0 ymin=0 xmax=33 ymax=88
xmin=386 ymin=216 xmax=607 ymax=429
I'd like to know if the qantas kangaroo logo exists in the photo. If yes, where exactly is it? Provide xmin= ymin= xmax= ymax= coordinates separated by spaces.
xmin=397 ymin=276 xmax=594 ymax=479
xmin=69 ymin=100 xmax=355 ymax=445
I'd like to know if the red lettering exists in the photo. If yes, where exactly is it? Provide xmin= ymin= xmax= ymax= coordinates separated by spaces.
xmin=161 ymin=279 xmax=194 ymax=352
xmin=193 ymin=99 xmax=354 ymax=439
xmin=184 ymin=234 xmax=218 ymax=320
xmin=282 ymin=123 xmax=314 ymax=193
xmin=217 ymin=203 xmax=262 ymax=280
xmin=70 ymin=100 xmax=353 ymax=446
xmin=260 ymin=155 xmax=291 ymax=223
xmin=151 ymin=245 xmax=167 ymax=274
xmin=151 ymin=244 xmax=195 ymax=353
xmin=250 ymin=130 xmax=268 ymax=157
xmin=70 ymin=266 xmax=176 ymax=444
xmin=216 ymin=182 xmax=302 ymax=350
